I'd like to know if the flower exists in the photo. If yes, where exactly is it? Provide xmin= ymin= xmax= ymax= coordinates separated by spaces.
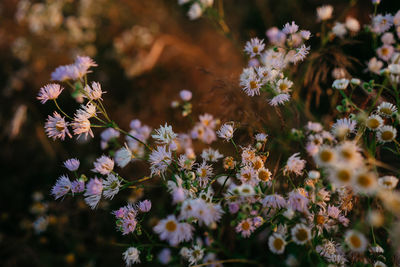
xmin=187 ymin=245 xmax=204 ymax=265
xmin=378 ymin=176 xmax=398 ymax=189
xmin=287 ymin=190 xmax=309 ymax=214
xmin=332 ymin=22 xmax=347 ymax=38
xmin=51 ymin=65 xmax=79 ymax=81
xmin=377 ymin=45 xmax=394 ymax=61
xmin=283 ymin=153 xmax=306 ymax=176
xmin=37 ymin=84 xmax=63 ymax=104
xmin=153 ymin=215 xmax=193 ymax=246
xmin=292 ymin=45 xmax=310 ymax=63
xmin=217 ymin=123 xmax=234 ymax=141
xmin=196 ymin=161 xmax=214 ymax=187
xmin=269 ymin=93 xmax=291 ymax=106
xmin=236 ymin=218 xmax=255 ymax=238
xmin=282 ymin=21 xmax=299 ymax=34
xmin=84 ymin=177 xmax=103 ymax=209
xmin=255 ymin=133 xmax=268 ymax=142
xmin=244 ymin=38 xmax=265 ymax=57
xmin=314 ymin=145 xmax=337 ymax=166
xmin=377 ymin=125 xmax=397 ymax=143
xmin=45 ymin=112 xmax=71 ymax=140
xmin=71 ymin=180 xmax=85 ymax=193
xmin=377 ymin=102 xmax=397 ymax=117
xmin=149 ymin=146 xmax=172 ymax=177
xmin=51 ymin=175 xmax=72 ymax=199
xmin=102 ymin=174 xmax=121 ymax=199
xmin=138 ymin=200 xmax=152 ymax=212
xmin=123 ymin=247 xmax=140 ymax=266
xmin=92 ymin=155 xmax=114 ymax=175
xmin=268 ymin=233 xmax=286 ymax=254
xmin=257 ymin=168 xmax=272 ymax=182
xmin=115 ymin=146 xmax=133 ymax=168
xmin=328 ymin=164 xmax=353 ymax=186
xmin=344 ymin=17 xmax=359 ymax=33
xmin=335 ymin=141 xmax=363 ymax=167
xmin=368 ymin=57 xmax=384 ymax=74
xmin=316 ymin=5 xmax=333 ymax=21
xmin=332 ymin=79 xmax=349 ymax=90
xmin=291 ymin=223 xmax=311 ymax=245
xmin=366 ymin=115 xmax=383 ymax=130
xmin=331 ymin=118 xmax=357 ymax=138
xmin=84 ymin=82 xmax=105 ymax=100
xmin=63 ymin=158 xmax=80 ymax=171
xmin=201 ymin=148 xmax=223 ymax=162
xmin=240 ymin=68 xmax=262 ymax=97
xmin=372 ymin=14 xmax=393 ymax=34
xmin=187 ymin=3 xmax=202 ymax=20
xmin=353 ymin=171 xmax=378 ymax=194
xmin=262 ymin=194 xmax=286 ymax=209
xmin=344 ymin=230 xmax=368 ymax=252
xmin=152 ymin=123 xmax=177 ymax=145
xmin=71 ymin=113 xmax=93 ymax=139
xmin=179 ymin=90 xmax=192 ymax=101
xmin=275 ymin=78 xmax=293 ymax=93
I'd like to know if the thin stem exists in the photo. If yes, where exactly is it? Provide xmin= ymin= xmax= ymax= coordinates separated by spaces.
xmin=53 ymin=99 xmax=73 ymax=119
xmin=231 ymin=139 xmax=239 ymax=154
xmin=113 ymin=126 xmax=152 ymax=151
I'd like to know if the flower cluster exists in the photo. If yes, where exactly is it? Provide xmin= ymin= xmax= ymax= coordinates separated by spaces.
xmin=240 ymin=21 xmax=310 ymax=105
xmin=38 ymin=3 xmax=400 ymax=267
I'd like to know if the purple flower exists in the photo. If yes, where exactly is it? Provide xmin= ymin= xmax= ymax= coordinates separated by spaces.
xmin=138 ymin=200 xmax=152 ymax=212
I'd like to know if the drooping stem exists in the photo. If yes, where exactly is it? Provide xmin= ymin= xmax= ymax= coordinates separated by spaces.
xmin=53 ymin=99 xmax=73 ymax=119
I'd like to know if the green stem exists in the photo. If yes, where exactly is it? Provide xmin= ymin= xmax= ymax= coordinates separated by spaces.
xmin=53 ymin=99 xmax=73 ymax=119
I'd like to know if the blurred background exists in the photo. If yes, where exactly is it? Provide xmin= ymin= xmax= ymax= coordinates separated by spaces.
xmin=0 ymin=0 xmax=398 ymax=266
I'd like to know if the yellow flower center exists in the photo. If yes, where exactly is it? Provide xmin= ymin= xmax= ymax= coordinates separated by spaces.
xmin=165 ymin=220 xmax=177 ymax=232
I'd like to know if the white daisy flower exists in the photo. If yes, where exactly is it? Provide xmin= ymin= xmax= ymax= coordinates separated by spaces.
xmin=366 ymin=115 xmax=384 ymax=130
xmin=316 ymin=5 xmax=333 ymax=21
xmin=115 ymin=145 xmax=133 ymax=168
xmin=153 ymin=215 xmax=193 ymax=246
xmin=149 ymin=146 xmax=172 ymax=177
xmin=377 ymin=125 xmax=397 ymax=143
xmin=335 ymin=141 xmax=363 ymax=167
xmin=244 ymin=38 xmax=265 ymax=57
xmin=269 ymin=93 xmax=291 ymax=106
xmin=217 ymin=123 xmax=234 ymax=141
xmin=275 ymin=78 xmax=293 ymax=93
xmin=123 ymin=247 xmax=140 ymax=266
xmin=353 ymin=171 xmax=378 ymax=194
xmin=92 ymin=155 xmax=114 ymax=175
xmin=378 ymin=176 xmax=398 ymax=190
xmin=268 ymin=233 xmax=286 ymax=254
xmin=331 ymin=118 xmax=357 ymax=138
xmin=282 ymin=21 xmax=299 ymax=34
xmin=283 ymin=152 xmax=306 ymax=176
xmin=201 ymin=148 xmax=223 ymax=162
xmin=332 ymin=22 xmax=347 ymax=38
xmin=102 ymin=174 xmax=121 ymax=199
xmin=377 ymin=102 xmax=397 ymax=117
xmin=328 ymin=164 xmax=354 ymax=186
xmin=344 ymin=230 xmax=368 ymax=252
xmin=313 ymin=145 xmax=337 ymax=166
xmin=152 ymin=123 xmax=177 ymax=145
xmin=332 ymin=79 xmax=349 ymax=90
xmin=291 ymin=223 xmax=311 ymax=245
xmin=345 ymin=17 xmax=360 ymax=32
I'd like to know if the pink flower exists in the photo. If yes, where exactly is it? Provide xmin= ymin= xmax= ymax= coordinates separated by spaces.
xmin=37 ymin=84 xmax=63 ymax=104
xmin=236 ymin=218 xmax=255 ymax=238
xmin=45 ymin=112 xmax=71 ymax=140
